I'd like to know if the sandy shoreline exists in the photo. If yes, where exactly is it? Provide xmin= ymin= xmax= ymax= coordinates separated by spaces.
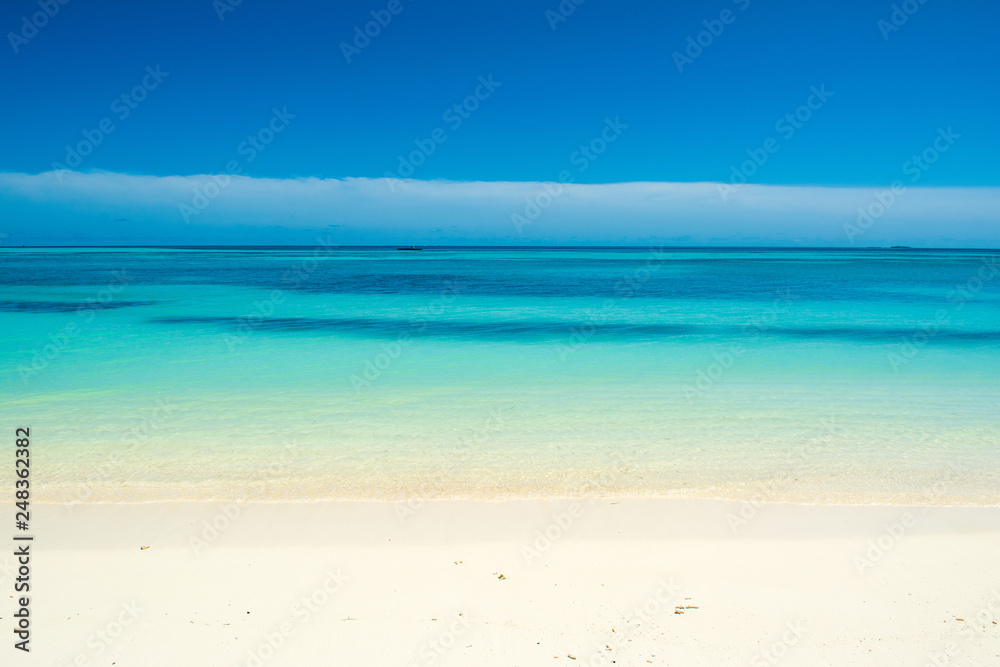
xmin=9 ymin=499 xmax=1000 ymax=665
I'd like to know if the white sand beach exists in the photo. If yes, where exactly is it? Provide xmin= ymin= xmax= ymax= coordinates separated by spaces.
xmin=11 ymin=499 xmax=1000 ymax=666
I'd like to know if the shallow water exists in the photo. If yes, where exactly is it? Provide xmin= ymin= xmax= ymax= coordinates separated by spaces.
xmin=2 ymin=246 xmax=998 ymax=504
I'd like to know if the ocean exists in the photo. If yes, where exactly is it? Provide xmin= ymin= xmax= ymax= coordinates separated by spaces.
xmin=2 ymin=246 xmax=998 ymax=505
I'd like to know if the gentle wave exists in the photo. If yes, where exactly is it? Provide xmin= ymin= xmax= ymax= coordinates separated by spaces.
xmin=147 ymin=315 xmax=1000 ymax=343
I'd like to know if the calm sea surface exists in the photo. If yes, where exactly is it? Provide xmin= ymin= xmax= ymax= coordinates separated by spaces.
xmin=2 ymin=247 xmax=998 ymax=504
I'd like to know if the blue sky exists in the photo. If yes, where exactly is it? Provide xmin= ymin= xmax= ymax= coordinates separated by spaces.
xmin=1 ymin=0 xmax=998 ymax=245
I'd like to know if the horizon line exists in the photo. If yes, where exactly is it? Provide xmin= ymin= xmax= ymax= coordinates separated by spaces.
xmin=3 ymin=245 xmax=998 ymax=251
xmin=6 ymin=169 xmax=1000 ymax=190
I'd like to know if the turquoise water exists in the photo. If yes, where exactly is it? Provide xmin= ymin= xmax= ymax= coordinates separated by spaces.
xmin=2 ymin=247 xmax=998 ymax=504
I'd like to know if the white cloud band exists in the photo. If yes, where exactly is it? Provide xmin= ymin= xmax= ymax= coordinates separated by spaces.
xmin=1 ymin=170 xmax=998 ymax=246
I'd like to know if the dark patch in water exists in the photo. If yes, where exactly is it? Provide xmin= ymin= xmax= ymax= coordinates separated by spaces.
xmin=148 ymin=315 xmax=1000 ymax=344
xmin=0 ymin=300 xmax=158 ymax=313
xmin=149 ymin=316 xmax=702 ymax=339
